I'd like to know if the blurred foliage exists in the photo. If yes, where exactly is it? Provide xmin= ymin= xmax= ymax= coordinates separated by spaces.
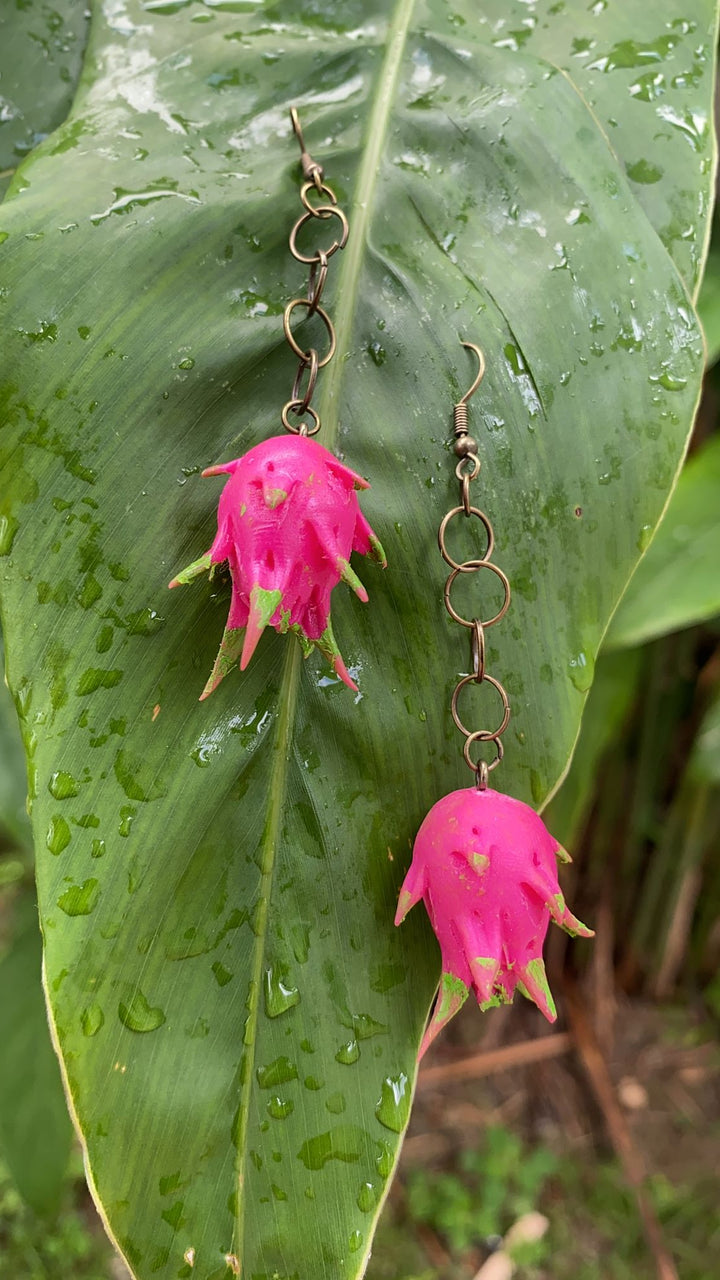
xmin=367 ymin=1126 xmax=720 ymax=1280
xmin=0 ymin=1152 xmax=112 ymax=1280
xmin=606 ymin=434 xmax=720 ymax=650
xmin=697 ymin=244 xmax=720 ymax=367
xmin=1 ymin=1122 xmax=717 ymax=1280
xmin=0 ymin=636 xmax=31 ymax=857
xmin=406 ymin=1127 xmax=558 ymax=1253
xmin=0 ymin=888 xmax=73 ymax=1215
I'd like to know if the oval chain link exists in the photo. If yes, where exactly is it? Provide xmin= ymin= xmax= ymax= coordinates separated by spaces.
xmin=283 ymin=114 xmax=349 ymax=436
xmin=442 ymin=347 xmax=512 ymax=789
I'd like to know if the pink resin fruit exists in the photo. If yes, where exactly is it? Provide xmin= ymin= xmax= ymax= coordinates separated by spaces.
xmin=395 ymin=786 xmax=593 ymax=1057
xmin=170 ymin=434 xmax=385 ymax=696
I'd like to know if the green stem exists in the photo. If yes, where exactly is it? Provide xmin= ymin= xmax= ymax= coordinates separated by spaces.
xmin=652 ymin=781 xmax=711 ymax=996
xmin=232 ymin=642 xmax=301 ymax=1258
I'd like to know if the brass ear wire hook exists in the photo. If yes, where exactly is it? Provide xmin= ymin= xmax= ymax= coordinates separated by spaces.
xmin=290 ymin=106 xmax=324 ymax=189
xmin=453 ymin=340 xmax=485 ymax=494
xmin=454 ymin=341 xmax=486 ymax=436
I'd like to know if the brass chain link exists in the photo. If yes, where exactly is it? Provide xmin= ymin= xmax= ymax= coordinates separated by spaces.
xmin=282 ymin=109 xmax=348 ymax=438
xmin=438 ymin=343 xmax=512 ymax=790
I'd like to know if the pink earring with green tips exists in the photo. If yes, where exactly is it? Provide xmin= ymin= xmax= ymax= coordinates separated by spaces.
xmin=394 ymin=342 xmax=593 ymax=1058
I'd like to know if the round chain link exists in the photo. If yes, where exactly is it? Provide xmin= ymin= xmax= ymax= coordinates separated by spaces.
xmin=300 ymin=180 xmax=338 ymax=213
xmin=288 ymin=206 xmax=349 ymax=265
xmin=451 ymin=674 xmax=511 ymax=741
xmin=281 ymin=401 xmax=321 ymax=436
xmin=444 ymin=560 xmax=511 ymax=629
xmin=439 ymin=506 xmax=494 ymax=569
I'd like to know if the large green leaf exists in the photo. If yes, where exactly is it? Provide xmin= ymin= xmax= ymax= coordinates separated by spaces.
xmin=0 ymin=2 xmax=714 ymax=1278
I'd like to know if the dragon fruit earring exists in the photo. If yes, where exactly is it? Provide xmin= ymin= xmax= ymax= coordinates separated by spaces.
xmin=395 ymin=343 xmax=593 ymax=1058
xmin=170 ymin=109 xmax=385 ymax=696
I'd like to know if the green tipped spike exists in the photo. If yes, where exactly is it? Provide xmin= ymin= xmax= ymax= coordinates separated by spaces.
xmin=200 ymin=627 xmax=245 ymax=700
xmin=337 ymin=557 xmax=368 ymax=602
xmin=314 ymin=620 xmax=357 ymax=691
xmin=549 ymin=891 xmax=594 ymax=938
xmin=517 ymin=957 xmax=557 ymax=1021
xmin=419 ymin=973 xmax=469 ymax=1059
xmin=169 ymin=551 xmax=212 ymax=588
xmin=240 ymin=585 xmax=282 ymax=670
xmin=369 ymin=534 xmax=387 ymax=566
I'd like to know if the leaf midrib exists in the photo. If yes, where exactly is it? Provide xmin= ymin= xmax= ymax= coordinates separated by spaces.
xmin=232 ymin=0 xmax=417 ymax=1263
xmin=319 ymin=0 xmax=417 ymax=445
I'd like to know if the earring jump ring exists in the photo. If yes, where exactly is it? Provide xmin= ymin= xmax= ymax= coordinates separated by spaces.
xmin=289 ymin=206 xmax=349 ymax=264
xmin=281 ymin=400 xmax=322 ymax=436
xmin=464 ymin=734 xmax=504 ymax=775
xmin=438 ymin=506 xmax=494 ymax=570
xmin=451 ymin=673 xmax=511 ymax=741
xmin=444 ymin=560 xmax=511 ymax=629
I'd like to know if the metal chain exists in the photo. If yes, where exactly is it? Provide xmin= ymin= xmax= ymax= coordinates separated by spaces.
xmin=438 ymin=343 xmax=512 ymax=790
xmin=282 ymin=108 xmax=348 ymax=437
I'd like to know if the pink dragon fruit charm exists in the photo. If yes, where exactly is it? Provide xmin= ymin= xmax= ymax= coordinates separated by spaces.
xmin=170 ymin=434 xmax=385 ymax=696
xmin=395 ymin=786 xmax=593 ymax=1058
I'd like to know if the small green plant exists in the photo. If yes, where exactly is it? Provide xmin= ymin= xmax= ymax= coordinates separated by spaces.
xmin=0 ymin=1155 xmax=113 ymax=1280
xmin=406 ymin=1126 xmax=559 ymax=1253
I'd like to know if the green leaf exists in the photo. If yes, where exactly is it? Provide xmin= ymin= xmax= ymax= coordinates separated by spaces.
xmin=689 ymin=694 xmax=720 ymax=784
xmin=606 ymin=433 xmax=720 ymax=650
xmin=696 ymin=244 xmax=720 ymax=365
xmin=544 ymin=648 xmax=643 ymax=850
xmin=0 ymin=2 xmax=714 ymax=1278
xmin=0 ymin=889 xmax=73 ymax=1214
xmin=0 ymin=1 xmax=90 ymax=200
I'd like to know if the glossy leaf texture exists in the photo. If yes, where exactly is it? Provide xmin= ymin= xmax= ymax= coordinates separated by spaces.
xmin=0 ymin=3 xmax=715 ymax=1278
xmin=0 ymin=0 xmax=90 ymax=200
xmin=478 ymin=1 xmax=717 ymax=295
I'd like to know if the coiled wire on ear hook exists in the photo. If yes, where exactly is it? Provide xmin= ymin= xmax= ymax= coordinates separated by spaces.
xmin=453 ymin=341 xmax=485 ymax=436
